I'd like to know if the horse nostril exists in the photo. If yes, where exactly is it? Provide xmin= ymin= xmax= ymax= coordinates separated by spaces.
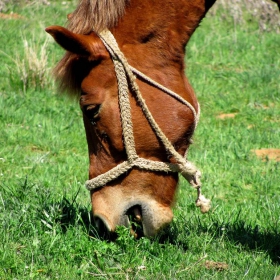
xmin=94 ymin=216 xmax=114 ymax=239
xmin=132 ymin=206 xmax=142 ymax=222
xmin=126 ymin=205 xmax=144 ymax=238
xmin=94 ymin=216 xmax=105 ymax=230
xmin=126 ymin=205 xmax=142 ymax=222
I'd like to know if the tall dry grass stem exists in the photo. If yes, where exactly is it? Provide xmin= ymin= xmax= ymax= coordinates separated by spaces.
xmin=1 ymin=37 xmax=51 ymax=92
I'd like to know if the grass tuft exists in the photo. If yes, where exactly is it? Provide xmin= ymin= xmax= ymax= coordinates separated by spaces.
xmin=0 ymin=36 xmax=51 ymax=93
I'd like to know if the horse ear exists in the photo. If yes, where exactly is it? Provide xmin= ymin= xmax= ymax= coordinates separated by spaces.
xmin=45 ymin=25 xmax=109 ymax=60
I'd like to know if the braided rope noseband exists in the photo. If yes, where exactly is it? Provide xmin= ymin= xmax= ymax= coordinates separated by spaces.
xmin=85 ymin=30 xmax=211 ymax=213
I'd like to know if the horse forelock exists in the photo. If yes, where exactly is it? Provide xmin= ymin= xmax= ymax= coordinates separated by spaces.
xmin=67 ymin=0 xmax=129 ymax=34
xmin=54 ymin=0 xmax=129 ymax=96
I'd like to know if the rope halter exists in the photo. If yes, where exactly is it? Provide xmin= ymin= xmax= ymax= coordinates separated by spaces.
xmin=85 ymin=30 xmax=211 ymax=213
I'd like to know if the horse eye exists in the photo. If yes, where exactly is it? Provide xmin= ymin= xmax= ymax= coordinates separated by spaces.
xmin=83 ymin=104 xmax=101 ymax=124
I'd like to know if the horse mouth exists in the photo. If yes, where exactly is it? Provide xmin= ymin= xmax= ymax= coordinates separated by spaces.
xmin=93 ymin=205 xmax=144 ymax=238
xmin=94 ymin=205 xmax=144 ymax=239
xmin=92 ymin=199 xmax=173 ymax=238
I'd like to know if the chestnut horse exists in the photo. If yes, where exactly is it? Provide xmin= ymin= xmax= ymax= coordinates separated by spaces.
xmin=45 ymin=0 xmax=277 ymax=237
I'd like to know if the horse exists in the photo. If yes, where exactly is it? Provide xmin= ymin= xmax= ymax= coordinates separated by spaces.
xmin=45 ymin=0 xmax=277 ymax=238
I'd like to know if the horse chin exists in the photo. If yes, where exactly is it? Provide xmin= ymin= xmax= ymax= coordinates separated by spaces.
xmin=91 ymin=188 xmax=173 ymax=238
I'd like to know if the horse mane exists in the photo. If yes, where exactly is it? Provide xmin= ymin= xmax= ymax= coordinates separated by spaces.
xmin=67 ymin=0 xmax=129 ymax=34
xmin=54 ymin=0 xmax=129 ymax=96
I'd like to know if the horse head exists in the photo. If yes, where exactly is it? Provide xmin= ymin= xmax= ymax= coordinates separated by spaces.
xmin=46 ymin=0 xmax=214 ymax=237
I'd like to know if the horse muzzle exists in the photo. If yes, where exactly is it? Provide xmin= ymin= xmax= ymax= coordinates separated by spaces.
xmin=91 ymin=186 xmax=173 ymax=238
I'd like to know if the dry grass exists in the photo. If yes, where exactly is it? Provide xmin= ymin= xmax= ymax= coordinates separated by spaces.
xmin=210 ymin=0 xmax=280 ymax=32
xmin=252 ymin=149 xmax=280 ymax=162
xmin=1 ymin=37 xmax=50 ymax=92
xmin=15 ymin=37 xmax=50 ymax=92
xmin=0 ymin=0 xmax=49 ymax=12
xmin=0 ymin=0 xmax=8 ymax=12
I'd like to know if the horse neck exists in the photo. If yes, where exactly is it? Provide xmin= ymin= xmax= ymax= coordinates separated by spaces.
xmin=111 ymin=0 xmax=215 ymax=107
xmin=114 ymin=0 xmax=216 ymax=60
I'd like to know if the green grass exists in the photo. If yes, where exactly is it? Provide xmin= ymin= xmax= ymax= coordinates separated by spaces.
xmin=0 ymin=1 xmax=280 ymax=279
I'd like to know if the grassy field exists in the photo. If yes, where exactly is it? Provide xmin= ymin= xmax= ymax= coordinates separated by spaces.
xmin=0 ymin=1 xmax=279 ymax=279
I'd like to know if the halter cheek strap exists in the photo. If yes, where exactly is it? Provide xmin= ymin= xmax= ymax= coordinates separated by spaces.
xmin=85 ymin=30 xmax=211 ymax=214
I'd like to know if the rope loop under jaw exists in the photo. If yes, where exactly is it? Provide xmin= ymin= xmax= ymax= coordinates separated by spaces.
xmin=85 ymin=29 xmax=211 ymax=214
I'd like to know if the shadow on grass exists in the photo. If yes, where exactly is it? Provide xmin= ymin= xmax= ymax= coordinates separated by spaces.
xmin=42 ymin=195 xmax=280 ymax=264
xmin=214 ymin=219 xmax=280 ymax=264
xmin=40 ymin=194 xmax=118 ymax=241
xmin=159 ymin=211 xmax=280 ymax=265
